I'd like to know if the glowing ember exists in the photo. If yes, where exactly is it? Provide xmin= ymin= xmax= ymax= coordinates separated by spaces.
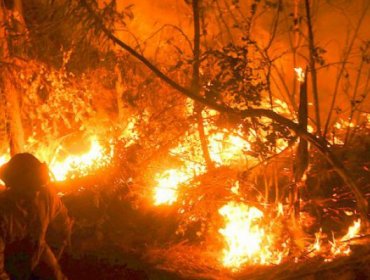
xmin=294 ymin=67 xmax=305 ymax=83
xmin=49 ymin=137 xmax=112 ymax=181
xmin=218 ymin=201 xmax=284 ymax=269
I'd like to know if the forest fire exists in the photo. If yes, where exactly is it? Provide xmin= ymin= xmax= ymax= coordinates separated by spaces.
xmin=1 ymin=137 xmax=113 ymax=183
xmin=0 ymin=0 xmax=369 ymax=279
xmin=218 ymin=204 xmax=363 ymax=269
xmin=154 ymin=169 xmax=191 ymax=205
xmin=208 ymin=130 xmax=251 ymax=167
xmin=153 ymin=127 xmax=252 ymax=206
xmin=48 ymin=137 xmax=113 ymax=181
xmin=218 ymin=201 xmax=286 ymax=269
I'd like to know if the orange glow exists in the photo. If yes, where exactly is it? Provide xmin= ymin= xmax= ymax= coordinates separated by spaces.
xmin=324 ymin=219 xmax=361 ymax=261
xmin=312 ymin=228 xmax=322 ymax=252
xmin=218 ymin=201 xmax=286 ymax=269
xmin=294 ymin=67 xmax=305 ymax=83
xmin=48 ymin=137 xmax=113 ymax=181
xmin=277 ymin=203 xmax=284 ymax=217
xmin=0 ymin=138 xmax=113 ymax=184
xmin=0 ymin=154 xmax=10 ymax=186
xmin=152 ymin=98 xmax=290 ymax=206
xmin=154 ymin=169 xmax=192 ymax=205
xmin=341 ymin=219 xmax=361 ymax=241
xmin=208 ymin=130 xmax=251 ymax=167
xmin=0 ymin=154 xmax=9 ymax=167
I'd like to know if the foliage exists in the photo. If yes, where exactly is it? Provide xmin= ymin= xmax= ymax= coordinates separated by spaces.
xmin=22 ymin=0 xmax=133 ymax=70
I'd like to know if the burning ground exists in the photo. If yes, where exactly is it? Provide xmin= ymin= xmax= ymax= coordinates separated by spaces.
xmin=1 ymin=0 xmax=370 ymax=279
xmin=2 ymin=106 xmax=368 ymax=279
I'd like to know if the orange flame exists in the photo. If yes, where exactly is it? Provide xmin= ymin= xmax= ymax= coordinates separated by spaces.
xmin=218 ymin=201 xmax=285 ymax=269
xmin=325 ymin=219 xmax=361 ymax=261
xmin=153 ymin=169 xmax=192 ymax=205
xmin=49 ymin=137 xmax=113 ymax=181
xmin=312 ymin=228 xmax=322 ymax=252
xmin=0 ymin=154 xmax=9 ymax=167
xmin=341 ymin=219 xmax=361 ymax=241
xmin=0 ymin=154 xmax=10 ymax=186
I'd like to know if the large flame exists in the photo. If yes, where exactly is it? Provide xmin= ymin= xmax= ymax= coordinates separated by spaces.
xmin=154 ymin=169 xmax=192 ymax=205
xmin=153 ymin=98 xmax=291 ymax=206
xmin=218 ymin=201 xmax=285 ymax=269
xmin=153 ymin=129 xmax=251 ymax=206
xmin=0 ymin=137 xmax=113 ymax=184
xmin=49 ymin=137 xmax=113 ymax=181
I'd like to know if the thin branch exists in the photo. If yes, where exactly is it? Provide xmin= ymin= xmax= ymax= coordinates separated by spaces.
xmin=264 ymin=0 xmax=282 ymax=51
xmin=79 ymin=0 xmax=369 ymax=225
xmin=304 ymin=0 xmax=322 ymax=136
xmin=324 ymin=0 xmax=370 ymax=136
xmin=142 ymin=24 xmax=193 ymax=54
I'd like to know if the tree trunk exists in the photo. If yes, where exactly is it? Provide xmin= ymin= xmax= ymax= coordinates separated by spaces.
xmin=0 ymin=1 xmax=26 ymax=155
xmin=2 ymin=69 xmax=25 ymax=155
xmin=304 ymin=0 xmax=321 ymax=136
xmin=192 ymin=0 xmax=214 ymax=171
xmin=292 ymin=68 xmax=309 ymax=220
xmin=115 ymin=64 xmax=126 ymax=122
xmin=294 ymin=68 xmax=309 ymax=182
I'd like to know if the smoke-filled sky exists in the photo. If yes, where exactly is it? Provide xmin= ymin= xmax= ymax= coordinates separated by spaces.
xmin=117 ymin=0 xmax=370 ymax=124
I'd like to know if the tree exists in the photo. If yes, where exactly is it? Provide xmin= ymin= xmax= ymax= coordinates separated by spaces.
xmin=74 ymin=0 xmax=369 ymax=225
xmin=0 ymin=0 xmax=26 ymax=155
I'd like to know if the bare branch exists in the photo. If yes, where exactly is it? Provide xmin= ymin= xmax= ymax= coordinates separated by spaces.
xmin=79 ymin=0 xmax=368 ymax=224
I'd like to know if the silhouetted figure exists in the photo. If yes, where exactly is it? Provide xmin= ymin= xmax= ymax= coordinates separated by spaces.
xmin=0 ymin=153 xmax=72 ymax=280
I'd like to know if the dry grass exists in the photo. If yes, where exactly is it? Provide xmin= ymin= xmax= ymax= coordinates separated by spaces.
xmin=143 ymin=239 xmax=370 ymax=280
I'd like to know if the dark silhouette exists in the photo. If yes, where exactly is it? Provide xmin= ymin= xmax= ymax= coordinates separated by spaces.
xmin=0 ymin=153 xmax=72 ymax=280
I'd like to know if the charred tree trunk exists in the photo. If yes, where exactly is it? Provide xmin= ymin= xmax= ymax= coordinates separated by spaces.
xmin=4 ymin=0 xmax=26 ymax=56
xmin=192 ymin=0 xmax=214 ymax=171
xmin=292 ymin=68 xmax=309 ymax=220
xmin=304 ymin=0 xmax=321 ymax=136
xmin=3 ymin=70 xmax=25 ymax=155
xmin=294 ymin=68 xmax=309 ymax=182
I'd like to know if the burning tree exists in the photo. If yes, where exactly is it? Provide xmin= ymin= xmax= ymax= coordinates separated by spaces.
xmin=0 ymin=0 xmax=369 ymax=278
